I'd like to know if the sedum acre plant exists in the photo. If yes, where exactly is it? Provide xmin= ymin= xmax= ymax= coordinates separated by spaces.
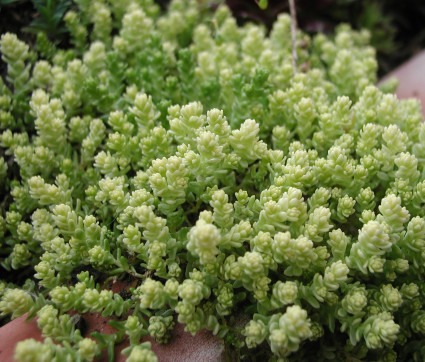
xmin=1 ymin=0 xmax=425 ymax=361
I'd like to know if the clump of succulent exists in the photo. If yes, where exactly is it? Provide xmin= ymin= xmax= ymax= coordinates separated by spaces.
xmin=1 ymin=0 xmax=425 ymax=361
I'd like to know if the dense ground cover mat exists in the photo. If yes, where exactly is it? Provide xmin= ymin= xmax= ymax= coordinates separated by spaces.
xmin=1 ymin=0 xmax=425 ymax=360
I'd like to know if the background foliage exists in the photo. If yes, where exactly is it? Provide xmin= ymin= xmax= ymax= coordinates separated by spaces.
xmin=2 ymin=0 xmax=425 ymax=77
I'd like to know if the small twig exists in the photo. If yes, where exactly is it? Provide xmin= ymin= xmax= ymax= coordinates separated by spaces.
xmin=288 ymin=0 xmax=298 ymax=75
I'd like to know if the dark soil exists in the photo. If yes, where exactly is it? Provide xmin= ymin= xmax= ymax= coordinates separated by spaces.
xmin=0 ymin=1 xmax=36 ymax=43
xmin=0 ymin=1 xmax=36 ymax=81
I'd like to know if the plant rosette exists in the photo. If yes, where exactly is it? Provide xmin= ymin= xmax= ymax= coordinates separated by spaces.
xmin=0 ymin=312 xmax=225 ymax=362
